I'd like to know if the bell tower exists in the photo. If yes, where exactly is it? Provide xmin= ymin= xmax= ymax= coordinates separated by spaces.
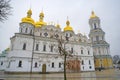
xmin=89 ymin=11 xmax=113 ymax=70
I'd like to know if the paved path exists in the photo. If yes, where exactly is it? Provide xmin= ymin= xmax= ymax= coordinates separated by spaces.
xmin=0 ymin=69 xmax=120 ymax=80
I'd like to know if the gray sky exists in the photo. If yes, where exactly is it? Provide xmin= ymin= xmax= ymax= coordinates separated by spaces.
xmin=0 ymin=0 xmax=120 ymax=56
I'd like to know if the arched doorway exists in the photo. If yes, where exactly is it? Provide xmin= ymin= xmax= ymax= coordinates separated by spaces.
xmin=42 ymin=64 xmax=46 ymax=73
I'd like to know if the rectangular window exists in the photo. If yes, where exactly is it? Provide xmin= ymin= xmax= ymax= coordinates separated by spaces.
xmin=89 ymin=60 xmax=91 ymax=65
xmin=35 ymin=62 xmax=37 ymax=67
xmin=71 ymin=48 xmax=73 ymax=53
xmin=88 ymin=50 xmax=90 ymax=55
xmin=81 ymin=50 xmax=83 ymax=54
xmin=18 ymin=61 xmax=22 ymax=67
xmin=82 ymin=60 xmax=84 ymax=65
xmin=50 ymin=46 xmax=53 ymax=52
xmin=94 ymin=23 xmax=97 ymax=29
xmin=59 ymin=63 xmax=61 ymax=68
xmin=43 ymin=45 xmax=46 ymax=51
xmin=52 ymin=62 xmax=54 ymax=68
xmin=96 ymin=36 xmax=99 ymax=41
xmin=36 ymin=44 xmax=39 ymax=51
xmin=23 ymin=43 xmax=26 ymax=50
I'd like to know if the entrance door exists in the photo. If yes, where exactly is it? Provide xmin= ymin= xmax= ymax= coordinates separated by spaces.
xmin=42 ymin=64 xmax=46 ymax=73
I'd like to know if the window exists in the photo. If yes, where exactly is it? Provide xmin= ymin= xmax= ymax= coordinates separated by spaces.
xmin=102 ymin=36 xmax=104 ymax=40
xmin=1 ymin=61 xmax=3 ymax=65
xmin=25 ymin=28 xmax=28 ymax=33
xmin=35 ymin=62 xmax=37 ymax=67
xmin=89 ymin=66 xmax=92 ymax=69
xmin=96 ymin=36 xmax=99 ymax=41
xmin=71 ymin=48 xmax=73 ymax=53
xmin=52 ymin=62 xmax=54 ymax=68
xmin=40 ymin=33 xmax=42 ymax=36
xmin=94 ymin=23 xmax=97 ymax=29
xmin=18 ymin=61 xmax=22 ymax=67
xmin=89 ymin=60 xmax=91 ymax=65
xmin=59 ymin=63 xmax=61 ymax=68
xmin=44 ymin=32 xmax=48 ymax=37
xmin=88 ymin=50 xmax=90 ymax=55
xmin=30 ymin=30 xmax=32 ymax=34
xmin=23 ymin=43 xmax=26 ymax=50
xmin=66 ymin=33 xmax=68 ymax=37
xmin=50 ymin=46 xmax=53 ymax=52
xmin=82 ymin=60 xmax=84 ymax=65
xmin=21 ymin=28 xmax=22 ymax=33
xmin=83 ymin=66 xmax=84 ymax=70
xmin=81 ymin=50 xmax=83 ymax=54
xmin=8 ymin=62 xmax=11 ymax=68
xmin=43 ymin=45 xmax=46 ymax=51
xmin=36 ymin=44 xmax=39 ymax=51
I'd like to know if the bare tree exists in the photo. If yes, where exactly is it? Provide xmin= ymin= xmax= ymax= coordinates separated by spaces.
xmin=0 ymin=0 xmax=12 ymax=22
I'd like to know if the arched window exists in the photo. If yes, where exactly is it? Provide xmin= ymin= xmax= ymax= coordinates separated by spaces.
xmin=40 ymin=33 xmax=42 ymax=36
xmin=35 ymin=62 xmax=37 ymax=67
xmin=89 ymin=60 xmax=91 ymax=65
xmin=23 ymin=43 xmax=26 ymax=50
xmin=66 ymin=33 xmax=68 ymax=37
xmin=30 ymin=30 xmax=32 ymax=34
xmin=18 ymin=61 xmax=22 ymax=67
xmin=71 ymin=47 xmax=73 ymax=53
xmin=81 ymin=50 xmax=83 ymax=54
xmin=21 ymin=28 xmax=22 ymax=33
xmin=52 ymin=62 xmax=54 ymax=68
xmin=36 ymin=44 xmax=39 ymax=51
xmin=88 ymin=50 xmax=90 ymax=55
xmin=94 ymin=23 xmax=97 ymax=29
xmin=43 ymin=45 xmax=46 ymax=51
xmin=59 ymin=63 xmax=61 ymax=68
xmin=82 ymin=60 xmax=84 ymax=65
xmin=25 ymin=28 xmax=28 ymax=33
xmin=96 ymin=36 xmax=99 ymax=41
xmin=1 ymin=61 xmax=3 ymax=65
xmin=50 ymin=45 xmax=53 ymax=52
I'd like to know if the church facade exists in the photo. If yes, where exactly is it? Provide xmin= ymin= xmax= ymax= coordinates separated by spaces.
xmin=0 ymin=9 xmax=113 ymax=73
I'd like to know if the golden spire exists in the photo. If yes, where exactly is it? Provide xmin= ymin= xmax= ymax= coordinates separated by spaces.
xmin=35 ymin=10 xmax=47 ymax=27
xmin=64 ymin=17 xmax=73 ymax=32
xmin=21 ymin=9 xmax=35 ymax=25
xmin=27 ymin=9 xmax=32 ymax=18
xmin=39 ymin=11 xmax=44 ymax=22
xmin=56 ymin=21 xmax=60 ymax=28
xmin=90 ymin=11 xmax=97 ymax=18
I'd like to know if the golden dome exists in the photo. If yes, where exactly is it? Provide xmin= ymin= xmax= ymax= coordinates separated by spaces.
xmin=64 ymin=20 xmax=73 ymax=31
xmin=90 ymin=11 xmax=97 ymax=19
xmin=56 ymin=23 xmax=60 ymax=28
xmin=21 ymin=9 xmax=35 ymax=25
xmin=35 ymin=21 xmax=47 ymax=27
xmin=35 ymin=11 xmax=47 ymax=27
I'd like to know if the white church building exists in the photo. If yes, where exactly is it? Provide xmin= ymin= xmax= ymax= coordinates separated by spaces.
xmin=0 ymin=9 xmax=112 ymax=73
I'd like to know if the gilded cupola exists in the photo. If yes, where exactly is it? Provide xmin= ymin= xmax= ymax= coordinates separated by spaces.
xmin=21 ymin=9 xmax=35 ymax=25
xmin=90 ymin=11 xmax=98 ymax=19
xmin=64 ymin=19 xmax=73 ymax=32
xmin=35 ymin=11 xmax=47 ymax=27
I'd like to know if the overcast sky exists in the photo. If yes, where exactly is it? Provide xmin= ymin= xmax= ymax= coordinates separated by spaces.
xmin=0 ymin=0 xmax=120 ymax=56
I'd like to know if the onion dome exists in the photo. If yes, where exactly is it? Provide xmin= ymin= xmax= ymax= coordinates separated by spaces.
xmin=90 ymin=11 xmax=98 ymax=19
xmin=56 ymin=22 xmax=61 ymax=28
xmin=64 ymin=20 xmax=73 ymax=32
xmin=21 ymin=9 xmax=35 ymax=25
xmin=35 ymin=11 xmax=47 ymax=27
